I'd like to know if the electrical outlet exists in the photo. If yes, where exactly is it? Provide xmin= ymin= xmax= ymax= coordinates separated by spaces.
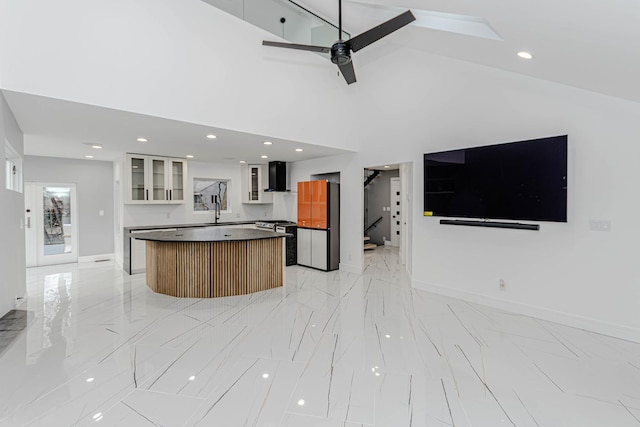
xmin=589 ymin=219 xmax=611 ymax=232
xmin=499 ymin=279 xmax=506 ymax=290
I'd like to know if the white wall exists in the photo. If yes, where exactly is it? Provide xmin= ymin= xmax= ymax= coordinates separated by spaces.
xmin=23 ymin=156 xmax=114 ymax=257
xmin=300 ymin=49 xmax=640 ymax=342
xmin=0 ymin=0 xmax=361 ymax=153
xmin=0 ymin=93 xmax=25 ymax=316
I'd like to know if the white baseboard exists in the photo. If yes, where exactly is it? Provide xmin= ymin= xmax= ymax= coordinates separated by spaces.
xmin=413 ymin=279 xmax=640 ymax=344
xmin=78 ymin=253 xmax=114 ymax=263
xmin=339 ymin=263 xmax=363 ymax=274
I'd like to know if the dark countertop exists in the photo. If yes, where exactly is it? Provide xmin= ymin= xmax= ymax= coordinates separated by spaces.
xmin=123 ymin=220 xmax=296 ymax=233
xmin=132 ymin=227 xmax=289 ymax=242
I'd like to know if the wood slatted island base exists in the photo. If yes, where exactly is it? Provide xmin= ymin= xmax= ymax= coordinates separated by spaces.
xmin=134 ymin=228 xmax=287 ymax=298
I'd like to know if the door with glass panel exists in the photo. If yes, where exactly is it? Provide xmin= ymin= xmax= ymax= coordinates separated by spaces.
xmin=25 ymin=182 xmax=78 ymax=266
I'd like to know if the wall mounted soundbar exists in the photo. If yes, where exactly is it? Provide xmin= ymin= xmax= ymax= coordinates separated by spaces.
xmin=439 ymin=219 xmax=540 ymax=231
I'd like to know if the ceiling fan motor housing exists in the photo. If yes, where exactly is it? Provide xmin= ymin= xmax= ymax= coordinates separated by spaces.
xmin=331 ymin=41 xmax=351 ymax=65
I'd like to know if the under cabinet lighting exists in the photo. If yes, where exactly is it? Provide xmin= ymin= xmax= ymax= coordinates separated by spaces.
xmin=517 ymin=51 xmax=533 ymax=59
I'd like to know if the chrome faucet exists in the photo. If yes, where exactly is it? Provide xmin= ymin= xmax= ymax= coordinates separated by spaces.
xmin=213 ymin=195 xmax=221 ymax=224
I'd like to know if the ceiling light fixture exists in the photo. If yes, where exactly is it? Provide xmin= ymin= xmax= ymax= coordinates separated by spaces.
xmin=261 ymin=155 xmax=268 ymax=159
xmin=239 ymin=160 xmax=246 ymax=164
xmin=85 ymin=155 xmax=94 ymax=159
xmin=384 ymin=165 xmax=390 ymax=168
xmin=186 ymin=155 xmax=194 ymax=159
xmin=137 ymin=137 xmax=148 ymax=142
xmin=517 ymin=51 xmax=533 ymax=60
xmin=206 ymin=134 xmax=217 ymax=139
xmin=263 ymin=141 xmax=272 ymax=145
xmin=295 ymin=148 xmax=303 ymax=152
xmin=91 ymin=145 xmax=103 ymax=149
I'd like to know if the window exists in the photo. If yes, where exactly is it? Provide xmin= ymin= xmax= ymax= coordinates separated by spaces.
xmin=193 ymin=178 xmax=230 ymax=212
xmin=5 ymin=140 xmax=22 ymax=193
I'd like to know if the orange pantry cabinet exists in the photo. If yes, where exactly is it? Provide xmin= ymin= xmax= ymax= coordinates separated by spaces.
xmin=296 ymin=180 xmax=340 ymax=271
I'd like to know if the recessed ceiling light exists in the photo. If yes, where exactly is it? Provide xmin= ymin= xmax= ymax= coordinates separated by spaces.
xmin=295 ymin=148 xmax=303 ymax=152
xmin=384 ymin=165 xmax=390 ymax=168
xmin=91 ymin=145 xmax=103 ymax=149
xmin=262 ymin=373 xmax=269 ymax=379
xmin=189 ymin=375 xmax=196 ymax=381
xmin=206 ymin=134 xmax=217 ymax=139
xmin=261 ymin=155 xmax=268 ymax=159
xmin=239 ymin=160 xmax=246 ymax=164
xmin=85 ymin=155 xmax=94 ymax=159
xmin=263 ymin=141 xmax=272 ymax=145
xmin=137 ymin=137 xmax=148 ymax=142
xmin=517 ymin=51 xmax=533 ymax=60
xmin=86 ymin=377 xmax=95 ymax=383
xmin=186 ymin=155 xmax=194 ymax=159
xmin=297 ymin=399 xmax=305 ymax=406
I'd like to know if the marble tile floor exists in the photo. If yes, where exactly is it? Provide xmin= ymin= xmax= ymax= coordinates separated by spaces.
xmin=1 ymin=247 xmax=639 ymax=426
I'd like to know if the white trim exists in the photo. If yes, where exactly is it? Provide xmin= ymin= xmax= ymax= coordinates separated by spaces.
xmin=412 ymin=279 xmax=640 ymax=344
xmin=339 ymin=262 xmax=363 ymax=274
xmin=78 ymin=253 xmax=114 ymax=263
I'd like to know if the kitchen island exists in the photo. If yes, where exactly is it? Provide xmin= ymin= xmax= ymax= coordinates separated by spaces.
xmin=133 ymin=227 xmax=287 ymax=298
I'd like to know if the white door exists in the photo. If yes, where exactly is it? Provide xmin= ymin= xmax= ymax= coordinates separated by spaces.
xmin=390 ymin=177 xmax=401 ymax=247
xmin=25 ymin=182 xmax=78 ymax=266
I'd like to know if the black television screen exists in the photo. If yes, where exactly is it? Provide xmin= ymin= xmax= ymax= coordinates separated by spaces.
xmin=424 ymin=135 xmax=567 ymax=222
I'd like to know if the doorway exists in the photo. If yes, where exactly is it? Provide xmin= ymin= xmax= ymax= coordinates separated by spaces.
xmin=363 ymin=163 xmax=412 ymax=272
xmin=25 ymin=182 xmax=78 ymax=267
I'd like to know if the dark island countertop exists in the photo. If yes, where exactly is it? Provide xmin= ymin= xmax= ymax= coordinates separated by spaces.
xmin=132 ymin=227 xmax=290 ymax=243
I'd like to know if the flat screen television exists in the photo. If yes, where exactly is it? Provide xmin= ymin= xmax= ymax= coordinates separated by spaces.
xmin=424 ymin=135 xmax=567 ymax=223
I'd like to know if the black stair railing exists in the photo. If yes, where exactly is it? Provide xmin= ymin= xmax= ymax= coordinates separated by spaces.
xmin=364 ymin=170 xmax=380 ymax=187
xmin=364 ymin=216 xmax=383 ymax=235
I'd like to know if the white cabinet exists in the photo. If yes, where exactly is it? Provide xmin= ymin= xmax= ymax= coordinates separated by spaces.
xmin=310 ymin=229 xmax=327 ymax=270
xmin=240 ymin=164 xmax=272 ymax=204
xmin=297 ymin=228 xmax=311 ymax=266
xmin=126 ymin=154 xmax=187 ymax=204
xmin=297 ymin=228 xmax=327 ymax=270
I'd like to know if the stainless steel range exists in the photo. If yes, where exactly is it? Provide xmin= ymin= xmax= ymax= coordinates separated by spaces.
xmin=255 ymin=221 xmax=297 ymax=266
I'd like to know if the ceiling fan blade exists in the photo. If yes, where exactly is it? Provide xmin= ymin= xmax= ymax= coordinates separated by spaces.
xmin=347 ymin=10 xmax=415 ymax=52
xmin=337 ymin=60 xmax=357 ymax=85
xmin=262 ymin=40 xmax=331 ymax=54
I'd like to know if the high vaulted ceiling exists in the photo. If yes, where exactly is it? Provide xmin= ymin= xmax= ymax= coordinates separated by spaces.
xmin=4 ymin=0 xmax=640 ymax=165
xmin=295 ymin=0 xmax=640 ymax=103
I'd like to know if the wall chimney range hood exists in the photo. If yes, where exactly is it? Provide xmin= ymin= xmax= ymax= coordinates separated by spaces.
xmin=265 ymin=161 xmax=288 ymax=192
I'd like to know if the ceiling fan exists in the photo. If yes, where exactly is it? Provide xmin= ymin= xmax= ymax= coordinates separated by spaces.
xmin=262 ymin=0 xmax=415 ymax=84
